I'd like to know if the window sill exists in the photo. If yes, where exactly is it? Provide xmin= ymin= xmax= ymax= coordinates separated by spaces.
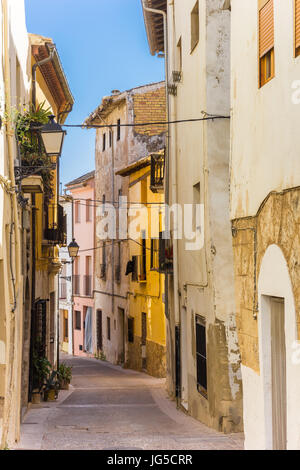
xmin=259 ymin=75 xmax=274 ymax=89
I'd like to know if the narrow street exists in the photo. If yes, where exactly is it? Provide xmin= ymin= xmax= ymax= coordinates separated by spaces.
xmin=15 ymin=355 xmax=244 ymax=451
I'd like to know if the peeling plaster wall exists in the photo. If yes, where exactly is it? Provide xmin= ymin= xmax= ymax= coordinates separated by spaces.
xmin=166 ymin=0 xmax=243 ymax=432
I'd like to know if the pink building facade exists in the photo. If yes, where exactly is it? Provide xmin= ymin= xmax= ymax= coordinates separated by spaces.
xmin=66 ymin=172 xmax=95 ymax=357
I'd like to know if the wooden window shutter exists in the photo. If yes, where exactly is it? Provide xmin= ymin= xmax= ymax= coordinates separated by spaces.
xmin=259 ymin=0 xmax=274 ymax=58
xmin=295 ymin=0 xmax=300 ymax=50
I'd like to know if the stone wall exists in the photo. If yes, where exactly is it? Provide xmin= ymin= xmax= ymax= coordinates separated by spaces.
xmin=126 ymin=336 xmax=166 ymax=378
xmin=232 ymin=187 xmax=300 ymax=372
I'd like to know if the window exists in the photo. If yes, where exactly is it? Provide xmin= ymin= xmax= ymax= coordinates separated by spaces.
xmin=115 ymin=241 xmax=121 ymax=282
xmin=128 ymin=317 xmax=134 ymax=343
xmin=86 ymin=199 xmax=92 ymax=222
xmin=177 ymin=36 xmax=182 ymax=71
xmin=140 ymin=231 xmax=147 ymax=282
xmin=150 ymin=238 xmax=159 ymax=270
xmin=191 ymin=1 xmax=199 ymax=52
xmin=109 ymin=130 xmax=112 ymax=148
xmin=102 ymin=132 xmax=106 ymax=152
xmin=75 ymin=200 xmax=80 ymax=223
xmin=295 ymin=0 xmax=300 ymax=57
xmin=101 ymin=242 xmax=106 ymax=279
xmin=85 ymin=256 xmax=92 ymax=296
xmin=74 ymin=257 xmax=80 ymax=295
xmin=97 ymin=310 xmax=103 ymax=350
xmin=63 ymin=311 xmax=68 ymax=342
xmin=193 ymin=182 xmax=201 ymax=234
xmin=259 ymin=0 xmax=274 ymax=87
xmin=117 ymin=119 xmax=121 ymax=141
xmin=196 ymin=315 xmax=207 ymax=398
xmin=107 ymin=317 xmax=111 ymax=341
xmin=132 ymin=256 xmax=138 ymax=282
xmin=102 ymin=194 xmax=106 ymax=216
xmin=75 ymin=310 xmax=81 ymax=330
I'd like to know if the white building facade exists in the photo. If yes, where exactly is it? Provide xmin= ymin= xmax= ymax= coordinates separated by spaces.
xmin=142 ymin=0 xmax=243 ymax=432
xmin=230 ymin=0 xmax=300 ymax=450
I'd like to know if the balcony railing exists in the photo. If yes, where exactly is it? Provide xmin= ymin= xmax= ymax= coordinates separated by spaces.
xmin=60 ymin=282 xmax=67 ymax=299
xmin=150 ymin=152 xmax=165 ymax=193
xmin=84 ymin=275 xmax=92 ymax=296
xmin=73 ymin=275 xmax=80 ymax=295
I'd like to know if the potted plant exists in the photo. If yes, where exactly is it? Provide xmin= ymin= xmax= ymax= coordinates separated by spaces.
xmin=57 ymin=363 xmax=72 ymax=390
xmin=32 ymin=352 xmax=52 ymax=404
xmin=43 ymin=370 xmax=59 ymax=402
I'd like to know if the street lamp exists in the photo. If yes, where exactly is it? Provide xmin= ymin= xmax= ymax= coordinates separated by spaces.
xmin=40 ymin=115 xmax=66 ymax=158
xmin=68 ymin=238 xmax=79 ymax=260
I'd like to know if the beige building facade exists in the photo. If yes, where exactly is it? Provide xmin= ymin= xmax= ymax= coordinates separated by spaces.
xmin=142 ymin=0 xmax=243 ymax=433
xmin=0 ymin=0 xmax=30 ymax=448
xmin=230 ymin=0 xmax=300 ymax=450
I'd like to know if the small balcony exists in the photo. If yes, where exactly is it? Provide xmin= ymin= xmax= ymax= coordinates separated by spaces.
xmin=44 ymin=204 xmax=67 ymax=245
xmin=84 ymin=275 xmax=92 ymax=296
xmin=73 ymin=275 xmax=80 ymax=295
xmin=150 ymin=151 xmax=165 ymax=194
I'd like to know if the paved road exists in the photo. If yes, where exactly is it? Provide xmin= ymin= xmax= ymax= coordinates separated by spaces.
xmin=16 ymin=355 xmax=244 ymax=450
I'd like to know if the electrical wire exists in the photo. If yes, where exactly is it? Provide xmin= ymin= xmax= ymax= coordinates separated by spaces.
xmin=62 ymin=115 xmax=230 ymax=130
xmin=78 ymin=237 xmax=158 ymax=254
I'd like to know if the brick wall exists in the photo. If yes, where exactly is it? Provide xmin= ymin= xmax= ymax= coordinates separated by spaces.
xmin=133 ymin=86 xmax=166 ymax=137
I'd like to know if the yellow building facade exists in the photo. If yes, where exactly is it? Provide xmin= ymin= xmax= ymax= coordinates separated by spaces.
xmin=118 ymin=156 xmax=166 ymax=378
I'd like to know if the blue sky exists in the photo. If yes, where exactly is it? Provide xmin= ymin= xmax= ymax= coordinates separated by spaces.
xmin=24 ymin=0 xmax=164 ymax=187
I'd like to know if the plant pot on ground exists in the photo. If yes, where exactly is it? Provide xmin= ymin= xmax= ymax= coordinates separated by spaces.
xmin=32 ymin=389 xmax=41 ymax=404
xmin=43 ymin=370 xmax=59 ymax=402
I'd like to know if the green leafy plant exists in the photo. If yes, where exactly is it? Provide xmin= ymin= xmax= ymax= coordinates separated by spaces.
xmin=94 ymin=350 xmax=107 ymax=362
xmin=57 ymin=363 xmax=72 ymax=384
xmin=33 ymin=352 xmax=52 ymax=391
xmin=14 ymin=102 xmax=54 ymax=203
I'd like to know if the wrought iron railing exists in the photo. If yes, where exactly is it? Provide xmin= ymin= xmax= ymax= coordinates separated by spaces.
xmin=44 ymin=204 xmax=67 ymax=245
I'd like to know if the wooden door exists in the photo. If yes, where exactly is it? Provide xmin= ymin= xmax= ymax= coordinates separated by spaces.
xmin=271 ymin=297 xmax=287 ymax=450
xmin=97 ymin=310 xmax=103 ymax=351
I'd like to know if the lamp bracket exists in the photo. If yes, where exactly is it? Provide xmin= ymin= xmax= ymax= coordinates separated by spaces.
xmin=14 ymin=164 xmax=56 ymax=182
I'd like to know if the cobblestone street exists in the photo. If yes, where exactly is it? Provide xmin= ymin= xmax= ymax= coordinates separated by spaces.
xmin=15 ymin=355 xmax=244 ymax=450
